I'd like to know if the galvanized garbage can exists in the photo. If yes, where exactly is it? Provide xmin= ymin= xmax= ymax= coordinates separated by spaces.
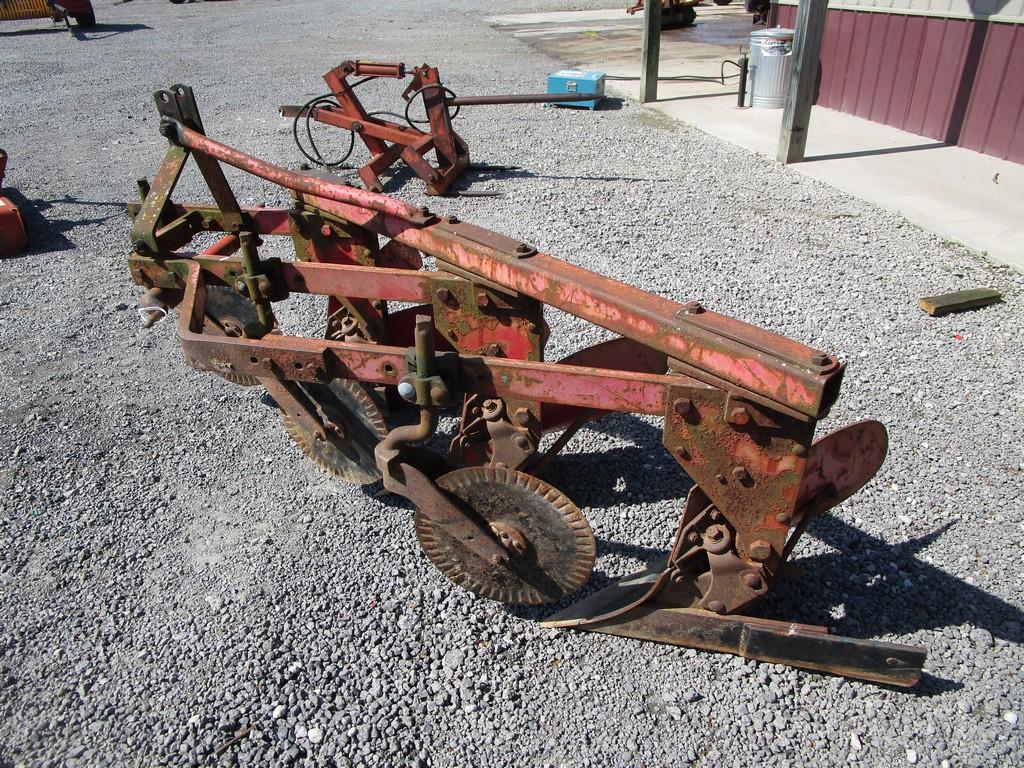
xmin=746 ymin=28 xmax=795 ymax=109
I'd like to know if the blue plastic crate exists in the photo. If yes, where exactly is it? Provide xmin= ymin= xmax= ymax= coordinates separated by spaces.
xmin=546 ymin=69 xmax=605 ymax=110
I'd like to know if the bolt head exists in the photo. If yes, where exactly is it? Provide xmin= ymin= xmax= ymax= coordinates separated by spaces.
xmin=776 ymin=512 xmax=793 ymax=526
xmin=476 ymin=292 xmax=489 ymax=308
xmin=397 ymin=381 xmax=416 ymax=401
xmin=435 ymin=287 xmax=451 ymax=302
xmin=681 ymin=300 xmax=703 ymax=315
xmin=673 ymin=398 xmax=692 ymax=417
xmin=811 ymin=352 xmax=829 ymax=366
xmin=742 ymin=573 xmax=763 ymax=590
xmin=731 ymin=465 xmax=749 ymax=482
xmin=749 ymin=539 xmax=772 ymax=562
xmin=234 ymin=280 xmax=247 ymax=293
xmin=706 ymin=600 xmax=726 ymax=614
xmin=515 ymin=243 xmax=532 ymax=254
xmin=715 ymin=473 xmax=727 ymax=484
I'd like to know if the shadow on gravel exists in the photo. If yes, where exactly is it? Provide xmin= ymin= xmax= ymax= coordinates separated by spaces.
xmin=1 ymin=190 xmax=84 ymax=254
xmin=70 ymin=23 xmax=152 ymax=40
xmin=759 ymin=517 xmax=1024 ymax=675
xmin=540 ymin=414 xmax=691 ymax=508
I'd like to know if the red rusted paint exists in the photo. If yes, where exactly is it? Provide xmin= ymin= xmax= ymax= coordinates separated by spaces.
xmin=303 ymin=193 xmax=839 ymax=418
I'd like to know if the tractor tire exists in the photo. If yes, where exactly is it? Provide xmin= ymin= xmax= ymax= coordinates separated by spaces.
xmin=74 ymin=12 xmax=96 ymax=27
xmin=713 ymin=0 xmax=732 ymax=4
xmin=662 ymin=5 xmax=697 ymax=28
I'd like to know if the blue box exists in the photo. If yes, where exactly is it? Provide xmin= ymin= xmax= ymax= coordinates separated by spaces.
xmin=546 ymin=69 xmax=605 ymax=110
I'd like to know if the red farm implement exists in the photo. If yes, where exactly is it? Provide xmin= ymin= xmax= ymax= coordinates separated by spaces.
xmin=128 ymin=85 xmax=926 ymax=687
xmin=0 ymin=150 xmax=28 ymax=258
xmin=281 ymin=60 xmax=599 ymax=196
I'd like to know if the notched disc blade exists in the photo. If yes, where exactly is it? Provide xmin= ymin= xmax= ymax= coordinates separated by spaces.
xmin=281 ymin=379 xmax=388 ymax=484
xmin=417 ymin=466 xmax=596 ymax=606
xmin=203 ymin=286 xmax=272 ymax=387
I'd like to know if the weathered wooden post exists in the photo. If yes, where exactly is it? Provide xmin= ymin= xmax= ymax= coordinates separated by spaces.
xmin=640 ymin=1 xmax=662 ymax=103
xmin=777 ymin=0 xmax=829 ymax=163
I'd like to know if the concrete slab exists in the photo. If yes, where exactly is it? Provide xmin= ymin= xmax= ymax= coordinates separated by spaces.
xmin=488 ymin=6 xmax=1024 ymax=271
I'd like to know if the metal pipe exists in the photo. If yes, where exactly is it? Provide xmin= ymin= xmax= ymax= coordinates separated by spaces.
xmin=164 ymin=120 xmax=432 ymax=225
xmin=737 ymin=56 xmax=749 ymax=108
xmin=446 ymin=92 xmax=598 ymax=106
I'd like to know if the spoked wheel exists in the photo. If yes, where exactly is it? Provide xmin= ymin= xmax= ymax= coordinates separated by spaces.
xmin=280 ymin=379 xmax=388 ymax=484
xmin=203 ymin=286 xmax=275 ymax=386
xmin=416 ymin=466 xmax=596 ymax=605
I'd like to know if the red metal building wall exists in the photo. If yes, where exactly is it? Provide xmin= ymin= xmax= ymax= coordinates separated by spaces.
xmin=772 ymin=6 xmax=1024 ymax=164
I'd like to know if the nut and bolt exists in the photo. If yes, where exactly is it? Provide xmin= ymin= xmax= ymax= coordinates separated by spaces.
xmin=351 ymin=121 xmax=363 ymax=133
xmin=686 ymin=531 xmax=700 ymax=544
xmin=681 ymin=300 xmax=704 ymax=315
xmin=776 ymin=512 xmax=793 ymax=526
xmin=706 ymin=527 xmax=724 ymax=543
xmin=749 ymin=539 xmax=772 ymax=562
xmin=320 ymin=224 xmax=332 ymax=237
xmin=435 ymin=287 xmax=452 ymax=303
xmin=810 ymin=352 xmax=829 ymax=366
xmin=476 ymin=292 xmax=490 ymax=308
xmin=706 ymin=600 xmax=726 ymax=614
xmin=715 ymin=473 xmax=727 ymax=485
xmin=673 ymin=398 xmax=692 ymax=417
xmin=742 ymin=573 xmax=763 ymax=590
xmin=515 ymin=435 xmax=533 ymax=453
xmin=791 ymin=443 xmax=808 ymax=457
xmin=731 ymin=466 xmax=750 ymax=482
xmin=416 ymin=206 xmax=431 ymax=217
xmin=444 ymin=215 xmax=460 ymax=224
xmin=234 ymin=280 xmax=248 ymax=293
xmin=515 ymin=243 xmax=533 ymax=255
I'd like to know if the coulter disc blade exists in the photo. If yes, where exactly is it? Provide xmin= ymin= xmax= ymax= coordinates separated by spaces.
xmin=416 ymin=466 xmax=596 ymax=605
xmin=281 ymin=379 xmax=388 ymax=484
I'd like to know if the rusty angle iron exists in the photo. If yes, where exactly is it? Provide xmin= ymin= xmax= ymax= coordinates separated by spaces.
xmin=126 ymin=85 xmax=926 ymax=687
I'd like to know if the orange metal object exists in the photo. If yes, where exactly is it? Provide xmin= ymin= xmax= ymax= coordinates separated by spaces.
xmin=0 ymin=150 xmax=27 ymax=258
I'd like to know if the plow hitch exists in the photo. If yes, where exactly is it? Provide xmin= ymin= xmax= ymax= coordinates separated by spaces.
xmin=128 ymin=85 xmax=926 ymax=687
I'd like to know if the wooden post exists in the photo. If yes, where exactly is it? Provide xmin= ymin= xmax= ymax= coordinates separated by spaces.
xmin=640 ymin=0 xmax=662 ymax=103
xmin=777 ymin=0 xmax=829 ymax=163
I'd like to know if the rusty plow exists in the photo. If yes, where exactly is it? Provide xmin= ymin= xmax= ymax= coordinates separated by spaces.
xmin=127 ymin=85 xmax=925 ymax=687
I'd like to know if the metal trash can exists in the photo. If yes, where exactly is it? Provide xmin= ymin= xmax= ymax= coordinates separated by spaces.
xmin=746 ymin=28 xmax=795 ymax=109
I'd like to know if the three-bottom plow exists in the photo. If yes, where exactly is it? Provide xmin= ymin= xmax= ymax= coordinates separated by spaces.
xmin=129 ymin=86 xmax=925 ymax=687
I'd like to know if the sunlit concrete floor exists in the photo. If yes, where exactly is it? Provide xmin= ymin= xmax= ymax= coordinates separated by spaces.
xmin=488 ymin=5 xmax=1024 ymax=272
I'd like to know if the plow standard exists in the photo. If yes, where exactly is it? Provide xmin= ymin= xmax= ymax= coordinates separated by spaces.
xmin=129 ymin=86 xmax=925 ymax=687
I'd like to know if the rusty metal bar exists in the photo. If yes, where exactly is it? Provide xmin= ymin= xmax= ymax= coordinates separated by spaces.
xmin=163 ymin=122 xmax=434 ymax=226
xmin=447 ymin=92 xmax=600 ymax=106
xmin=175 ymin=262 xmax=690 ymax=414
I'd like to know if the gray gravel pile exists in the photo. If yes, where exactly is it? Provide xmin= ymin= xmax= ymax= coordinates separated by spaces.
xmin=1 ymin=1 xmax=1022 ymax=766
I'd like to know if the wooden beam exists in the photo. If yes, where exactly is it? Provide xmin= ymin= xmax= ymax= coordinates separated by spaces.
xmin=640 ymin=0 xmax=662 ymax=103
xmin=918 ymin=288 xmax=1003 ymax=316
xmin=777 ymin=0 xmax=828 ymax=164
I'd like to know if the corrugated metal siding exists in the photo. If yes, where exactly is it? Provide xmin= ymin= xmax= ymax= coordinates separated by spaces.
xmin=775 ymin=0 xmax=1024 ymax=24
xmin=774 ymin=5 xmax=1024 ymax=163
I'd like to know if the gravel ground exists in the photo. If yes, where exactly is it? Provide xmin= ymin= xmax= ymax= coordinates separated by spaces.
xmin=2 ymin=1 xmax=1023 ymax=766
